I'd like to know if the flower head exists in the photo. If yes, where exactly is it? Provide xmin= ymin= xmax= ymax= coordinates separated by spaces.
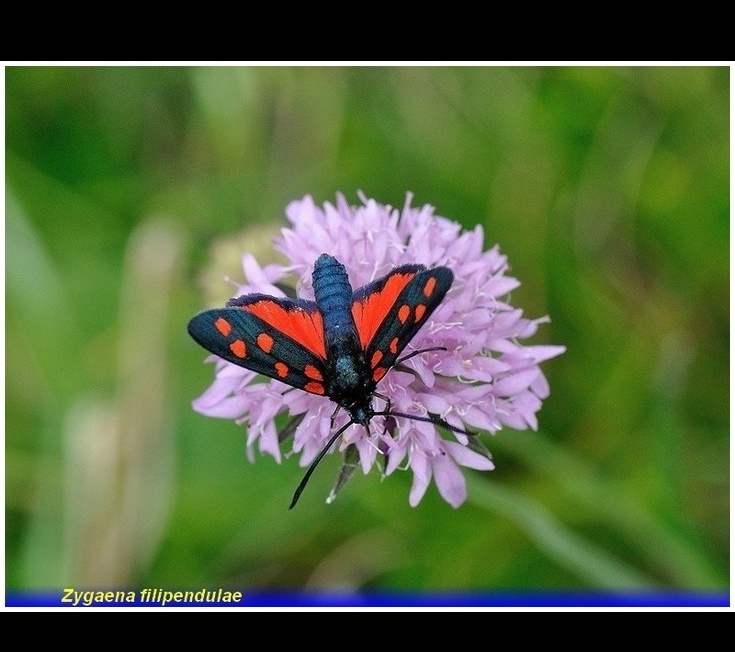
xmin=192 ymin=192 xmax=565 ymax=507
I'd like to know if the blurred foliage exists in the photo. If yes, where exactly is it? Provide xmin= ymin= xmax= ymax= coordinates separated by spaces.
xmin=4 ymin=66 xmax=729 ymax=597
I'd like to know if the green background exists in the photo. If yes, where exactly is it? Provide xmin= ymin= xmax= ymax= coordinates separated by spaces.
xmin=5 ymin=66 xmax=729 ymax=597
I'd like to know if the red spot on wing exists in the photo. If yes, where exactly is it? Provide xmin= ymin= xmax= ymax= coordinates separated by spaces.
xmin=352 ymin=270 xmax=417 ymax=348
xmin=275 ymin=362 xmax=289 ymax=378
xmin=415 ymin=304 xmax=426 ymax=322
xmin=371 ymin=350 xmax=383 ymax=368
xmin=257 ymin=332 xmax=274 ymax=353
xmin=372 ymin=367 xmax=387 ymax=382
xmin=229 ymin=339 xmax=247 ymax=358
xmin=389 ymin=337 xmax=399 ymax=354
xmin=305 ymin=381 xmax=325 ymax=395
xmin=243 ymin=300 xmax=326 ymax=359
xmin=423 ymin=276 xmax=437 ymax=297
xmin=304 ymin=365 xmax=323 ymax=381
xmin=397 ymin=305 xmax=410 ymax=324
xmin=215 ymin=317 xmax=232 ymax=337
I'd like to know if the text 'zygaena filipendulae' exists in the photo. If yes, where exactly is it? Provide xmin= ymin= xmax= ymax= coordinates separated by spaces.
xmin=189 ymin=193 xmax=565 ymax=508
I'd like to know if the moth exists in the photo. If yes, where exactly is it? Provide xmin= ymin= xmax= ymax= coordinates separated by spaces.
xmin=188 ymin=253 xmax=465 ymax=507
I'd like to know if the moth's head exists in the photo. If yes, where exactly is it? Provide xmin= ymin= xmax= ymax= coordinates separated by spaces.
xmin=348 ymin=401 xmax=374 ymax=427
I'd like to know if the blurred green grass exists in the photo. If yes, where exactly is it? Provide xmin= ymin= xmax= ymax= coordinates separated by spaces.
xmin=4 ymin=66 xmax=729 ymax=594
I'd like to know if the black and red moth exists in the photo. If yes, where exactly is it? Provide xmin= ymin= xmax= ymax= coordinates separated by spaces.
xmin=188 ymin=253 xmax=456 ymax=507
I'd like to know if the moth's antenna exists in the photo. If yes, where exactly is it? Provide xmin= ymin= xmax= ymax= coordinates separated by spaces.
xmin=373 ymin=409 xmax=474 ymax=437
xmin=289 ymin=420 xmax=355 ymax=510
xmin=396 ymin=346 xmax=447 ymax=365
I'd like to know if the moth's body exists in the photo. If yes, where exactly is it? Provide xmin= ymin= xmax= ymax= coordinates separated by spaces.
xmin=311 ymin=254 xmax=375 ymax=425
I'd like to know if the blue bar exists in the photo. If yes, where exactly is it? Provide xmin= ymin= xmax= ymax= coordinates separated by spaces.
xmin=4 ymin=590 xmax=730 ymax=608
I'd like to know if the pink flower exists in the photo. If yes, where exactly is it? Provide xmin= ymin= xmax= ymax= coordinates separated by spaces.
xmin=192 ymin=192 xmax=565 ymax=507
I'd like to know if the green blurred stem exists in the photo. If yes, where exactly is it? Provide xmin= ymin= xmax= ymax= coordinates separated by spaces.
xmin=488 ymin=433 xmax=724 ymax=588
xmin=467 ymin=475 xmax=654 ymax=589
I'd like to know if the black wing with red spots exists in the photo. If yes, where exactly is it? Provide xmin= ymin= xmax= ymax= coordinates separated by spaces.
xmin=352 ymin=266 xmax=453 ymax=383
xmin=187 ymin=296 xmax=329 ymax=396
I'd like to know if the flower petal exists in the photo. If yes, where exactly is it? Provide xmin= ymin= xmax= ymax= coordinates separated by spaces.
xmin=432 ymin=450 xmax=467 ymax=508
xmin=443 ymin=440 xmax=495 ymax=471
xmin=493 ymin=368 xmax=541 ymax=396
xmin=409 ymin=451 xmax=432 ymax=507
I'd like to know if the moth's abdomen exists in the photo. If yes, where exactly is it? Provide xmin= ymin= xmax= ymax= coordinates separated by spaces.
xmin=312 ymin=254 xmax=355 ymax=334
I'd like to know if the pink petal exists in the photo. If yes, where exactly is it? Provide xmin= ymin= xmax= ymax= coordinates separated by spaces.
xmin=444 ymin=441 xmax=495 ymax=471
xmin=409 ymin=452 xmax=432 ymax=507
xmin=493 ymin=368 xmax=540 ymax=396
xmin=432 ymin=451 xmax=467 ymax=508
